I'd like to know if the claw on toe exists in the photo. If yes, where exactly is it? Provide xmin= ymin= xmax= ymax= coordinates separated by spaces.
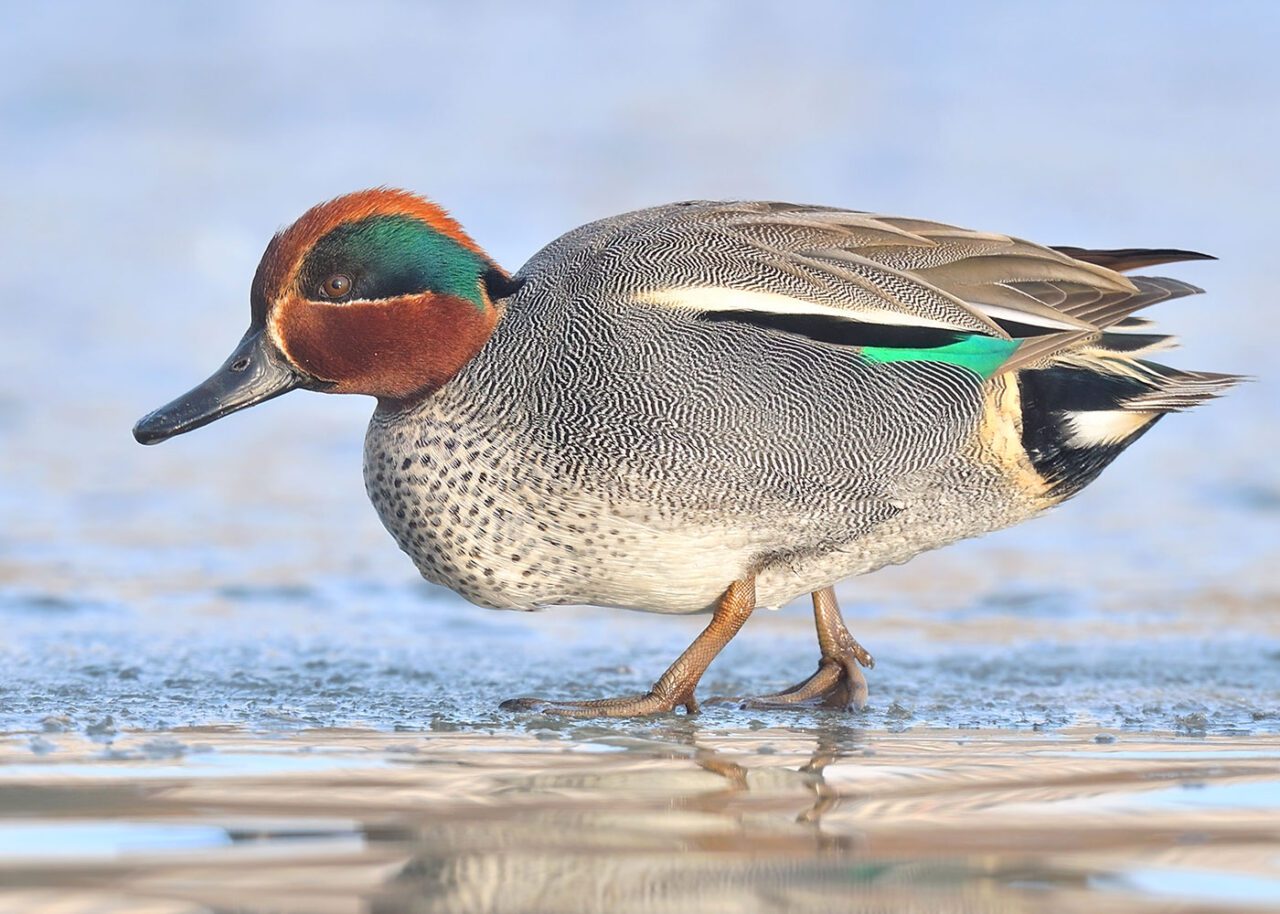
xmin=498 ymin=697 xmax=555 ymax=713
xmin=853 ymin=644 xmax=875 ymax=670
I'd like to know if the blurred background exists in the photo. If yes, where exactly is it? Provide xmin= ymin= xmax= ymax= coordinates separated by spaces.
xmin=1 ymin=0 xmax=1277 ymax=734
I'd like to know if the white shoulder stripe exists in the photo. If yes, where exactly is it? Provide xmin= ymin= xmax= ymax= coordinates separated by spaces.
xmin=634 ymin=287 xmax=964 ymax=330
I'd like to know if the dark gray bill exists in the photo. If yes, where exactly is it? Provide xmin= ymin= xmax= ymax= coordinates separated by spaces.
xmin=133 ymin=329 xmax=305 ymax=445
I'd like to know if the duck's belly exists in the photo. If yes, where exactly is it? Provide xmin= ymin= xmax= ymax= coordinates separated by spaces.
xmin=363 ymin=405 xmax=1043 ymax=615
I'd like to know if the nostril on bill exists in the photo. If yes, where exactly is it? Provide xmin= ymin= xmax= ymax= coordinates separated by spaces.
xmin=230 ymin=356 xmax=251 ymax=372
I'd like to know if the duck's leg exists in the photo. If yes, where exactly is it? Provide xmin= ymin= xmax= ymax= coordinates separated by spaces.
xmin=501 ymin=577 xmax=756 ymax=718
xmin=745 ymin=586 xmax=873 ymax=710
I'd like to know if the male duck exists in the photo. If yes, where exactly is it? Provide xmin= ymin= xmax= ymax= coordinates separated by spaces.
xmin=134 ymin=190 xmax=1238 ymax=717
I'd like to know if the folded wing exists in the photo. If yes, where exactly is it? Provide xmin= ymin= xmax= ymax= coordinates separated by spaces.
xmin=619 ymin=201 xmax=1214 ymax=375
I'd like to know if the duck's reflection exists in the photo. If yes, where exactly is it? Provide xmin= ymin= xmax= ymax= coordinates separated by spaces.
xmin=9 ymin=725 xmax=1270 ymax=914
xmin=683 ymin=723 xmax=860 ymax=836
xmin=370 ymin=724 xmax=1003 ymax=914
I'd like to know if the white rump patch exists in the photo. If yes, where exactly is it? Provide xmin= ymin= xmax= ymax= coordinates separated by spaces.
xmin=1064 ymin=409 xmax=1156 ymax=447
xmin=635 ymin=287 xmax=954 ymax=329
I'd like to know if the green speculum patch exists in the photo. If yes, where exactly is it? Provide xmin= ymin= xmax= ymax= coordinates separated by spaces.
xmin=301 ymin=215 xmax=488 ymax=306
xmin=860 ymin=334 xmax=1018 ymax=379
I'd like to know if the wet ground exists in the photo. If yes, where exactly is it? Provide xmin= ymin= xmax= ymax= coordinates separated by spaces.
xmin=4 ymin=3 xmax=1280 ymax=912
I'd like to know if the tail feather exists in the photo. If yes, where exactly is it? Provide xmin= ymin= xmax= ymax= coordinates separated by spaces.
xmin=1085 ymin=332 xmax=1177 ymax=357
xmin=1111 ymin=316 xmax=1156 ymax=331
xmin=1118 ymin=368 xmax=1242 ymax=411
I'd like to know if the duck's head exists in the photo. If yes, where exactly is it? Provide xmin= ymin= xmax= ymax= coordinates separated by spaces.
xmin=134 ymin=188 xmax=513 ymax=445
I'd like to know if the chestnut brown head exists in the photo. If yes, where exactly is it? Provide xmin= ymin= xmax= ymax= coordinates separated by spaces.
xmin=134 ymin=189 xmax=509 ymax=444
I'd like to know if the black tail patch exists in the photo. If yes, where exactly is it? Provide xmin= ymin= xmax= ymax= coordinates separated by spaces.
xmin=1017 ymin=365 xmax=1161 ymax=500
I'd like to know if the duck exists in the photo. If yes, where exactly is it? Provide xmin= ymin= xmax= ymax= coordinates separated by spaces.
xmin=133 ymin=189 xmax=1240 ymax=717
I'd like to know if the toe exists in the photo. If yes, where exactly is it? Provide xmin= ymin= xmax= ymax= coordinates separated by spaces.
xmin=499 ymin=697 xmax=555 ymax=712
xmin=500 ymin=691 xmax=686 ymax=718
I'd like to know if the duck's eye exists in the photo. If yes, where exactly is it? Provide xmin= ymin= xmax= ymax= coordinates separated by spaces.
xmin=318 ymin=274 xmax=352 ymax=299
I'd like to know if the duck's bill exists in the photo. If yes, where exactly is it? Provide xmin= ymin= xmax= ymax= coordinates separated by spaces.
xmin=132 ymin=329 xmax=306 ymax=445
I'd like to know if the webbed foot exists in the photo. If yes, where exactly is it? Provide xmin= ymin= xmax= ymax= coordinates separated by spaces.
xmin=713 ymin=586 xmax=874 ymax=711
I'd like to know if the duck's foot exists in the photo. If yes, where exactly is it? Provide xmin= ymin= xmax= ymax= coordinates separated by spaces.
xmin=500 ymin=577 xmax=757 ymax=719
xmin=737 ymin=653 xmax=869 ymax=711
xmin=714 ymin=586 xmax=874 ymax=712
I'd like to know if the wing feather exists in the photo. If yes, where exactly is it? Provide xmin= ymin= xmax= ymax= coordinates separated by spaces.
xmin=1050 ymin=246 xmax=1215 ymax=272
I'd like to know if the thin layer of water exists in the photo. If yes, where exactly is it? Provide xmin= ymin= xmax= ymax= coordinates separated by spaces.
xmin=3 ymin=728 xmax=1280 ymax=914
